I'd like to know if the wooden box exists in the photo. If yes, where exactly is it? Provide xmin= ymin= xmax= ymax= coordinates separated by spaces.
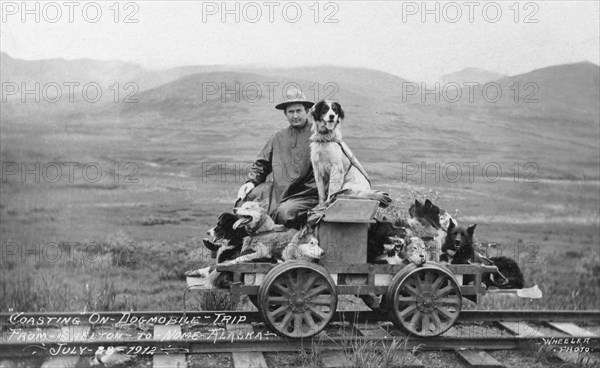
xmin=316 ymin=198 xmax=379 ymax=265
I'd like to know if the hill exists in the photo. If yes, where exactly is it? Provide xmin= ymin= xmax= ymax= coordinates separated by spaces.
xmin=1 ymin=58 xmax=598 ymax=180
xmin=439 ymin=67 xmax=506 ymax=85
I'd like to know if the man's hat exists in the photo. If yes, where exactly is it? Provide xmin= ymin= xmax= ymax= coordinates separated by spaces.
xmin=275 ymin=88 xmax=315 ymax=110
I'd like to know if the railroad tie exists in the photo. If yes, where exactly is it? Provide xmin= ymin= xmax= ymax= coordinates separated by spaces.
xmin=500 ymin=320 xmax=599 ymax=365
xmin=153 ymin=325 xmax=187 ymax=368
xmin=227 ymin=324 xmax=268 ymax=368
xmin=455 ymin=349 xmax=504 ymax=368
xmin=497 ymin=321 xmax=544 ymax=337
xmin=353 ymin=322 xmax=391 ymax=338
xmin=547 ymin=322 xmax=597 ymax=338
xmin=232 ymin=352 xmax=268 ymax=368
xmin=351 ymin=323 xmax=424 ymax=367
xmin=546 ymin=322 xmax=598 ymax=365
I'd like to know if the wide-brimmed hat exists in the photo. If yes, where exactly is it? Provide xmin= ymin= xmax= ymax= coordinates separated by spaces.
xmin=275 ymin=89 xmax=315 ymax=110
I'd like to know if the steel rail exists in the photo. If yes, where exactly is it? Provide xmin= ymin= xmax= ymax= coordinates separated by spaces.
xmin=0 ymin=334 xmax=598 ymax=358
xmin=2 ymin=310 xmax=599 ymax=327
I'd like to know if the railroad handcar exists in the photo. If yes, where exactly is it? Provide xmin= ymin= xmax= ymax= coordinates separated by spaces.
xmin=185 ymin=198 xmax=498 ymax=338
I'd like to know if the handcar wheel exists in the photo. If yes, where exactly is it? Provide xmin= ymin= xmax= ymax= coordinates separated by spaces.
xmin=258 ymin=261 xmax=337 ymax=338
xmin=386 ymin=264 xmax=461 ymax=336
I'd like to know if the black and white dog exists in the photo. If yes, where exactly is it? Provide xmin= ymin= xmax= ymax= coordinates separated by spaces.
xmin=309 ymin=100 xmax=391 ymax=207
xmin=185 ymin=212 xmax=247 ymax=287
xmin=204 ymin=212 xmax=248 ymax=263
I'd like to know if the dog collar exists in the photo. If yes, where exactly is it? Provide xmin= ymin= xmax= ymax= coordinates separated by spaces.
xmin=247 ymin=217 xmax=267 ymax=234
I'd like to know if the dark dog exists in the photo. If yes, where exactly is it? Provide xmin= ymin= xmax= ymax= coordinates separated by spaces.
xmin=367 ymin=219 xmax=410 ymax=264
xmin=440 ymin=219 xmax=476 ymax=264
xmin=203 ymin=212 xmax=247 ymax=263
xmin=482 ymin=256 xmax=524 ymax=289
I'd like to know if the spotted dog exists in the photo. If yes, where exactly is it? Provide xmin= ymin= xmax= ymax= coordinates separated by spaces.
xmin=309 ymin=100 xmax=391 ymax=207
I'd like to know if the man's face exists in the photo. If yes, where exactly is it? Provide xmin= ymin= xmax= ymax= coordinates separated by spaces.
xmin=285 ymin=103 xmax=308 ymax=128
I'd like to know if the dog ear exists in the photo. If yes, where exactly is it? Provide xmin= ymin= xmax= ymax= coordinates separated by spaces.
xmin=311 ymin=100 xmax=324 ymax=121
xmin=409 ymin=199 xmax=422 ymax=218
xmin=333 ymin=102 xmax=344 ymax=120
xmin=447 ymin=219 xmax=456 ymax=232
xmin=424 ymin=199 xmax=432 ymax=208
xmin=467 ymin=224 xmax=477 ymax=236
xmin=414 ymin=199 xmax=423 ymax=210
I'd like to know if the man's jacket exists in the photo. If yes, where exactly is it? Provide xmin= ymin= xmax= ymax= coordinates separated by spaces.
xmin=246 ymin=122 xmax=318 ymax=213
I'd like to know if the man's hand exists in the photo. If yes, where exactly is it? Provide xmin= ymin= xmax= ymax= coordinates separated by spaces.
xmin=237 ymin=182 xmax=255 ymax=200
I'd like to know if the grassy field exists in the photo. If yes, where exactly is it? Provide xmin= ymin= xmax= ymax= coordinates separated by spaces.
xmin=1 ymin=63 xmax=599 ymax=314
xmin=1 ymin=115 xmax=598 ymax=312
xmin=1 ymin=89 xmax=599 ymax=368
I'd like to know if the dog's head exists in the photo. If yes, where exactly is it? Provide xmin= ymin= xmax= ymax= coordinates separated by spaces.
xmin=401 ymin=237 xmax=427 ymax=266
xmin=369 ymin=219 xmax=412 ymax=264
xmin=409 ymin=199 xmax=442 ymax=229
xmin=207 ymin=212 xmax=245 ymax=241
xmin=232 ymin=200 xmax=267 ymax=232
xmin=374 ymin=238 xmax=405 ymax=265
xmin=370 ymin=219 xmax=409 ymax=241
xmin=204 ymin=212 xmax=247 ymax=260
xmin=311 ymin=100 xmax=344 ymax=134
xmin=443 ymin=219 xmax=476 ymax=258
xmin=283 ymin=227 xmax=324 ymax=262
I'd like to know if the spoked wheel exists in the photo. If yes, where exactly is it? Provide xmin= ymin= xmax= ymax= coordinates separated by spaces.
xmin=387 ymin=264 xmax=462 ymax=336
xmin=258 ymin=261 xmax=337 ymax=338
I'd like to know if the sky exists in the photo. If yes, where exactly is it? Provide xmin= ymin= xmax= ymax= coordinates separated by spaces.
xmin=1 ymin=0 xmax=599 ymax=81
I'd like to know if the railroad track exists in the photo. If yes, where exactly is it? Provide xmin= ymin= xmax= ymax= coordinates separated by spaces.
xmin=1 ymin=310 xmax=599 ymax=367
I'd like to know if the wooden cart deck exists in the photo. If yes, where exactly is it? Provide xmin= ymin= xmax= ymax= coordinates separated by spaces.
xmin=214 ymin=262 xmax=499 ymax=303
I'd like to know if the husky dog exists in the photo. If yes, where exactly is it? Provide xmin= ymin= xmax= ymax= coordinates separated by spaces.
xmin=401 ymin=237 xmax=428 ymax=266
xmin=280 ymin=226 xmax=324 ymax=262
xmin=228 ymin=201 xmax=324 ymax=264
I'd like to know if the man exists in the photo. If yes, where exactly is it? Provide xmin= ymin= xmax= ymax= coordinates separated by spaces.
xmin=237 ymin=89 xmax=319 ymax=229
